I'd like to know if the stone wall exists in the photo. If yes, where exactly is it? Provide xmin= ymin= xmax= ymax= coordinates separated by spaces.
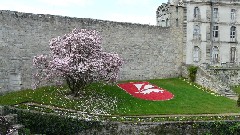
xmin=0 ymin=10 xmax=184 ymax=93
xmin=78 ymin=120 xmax=240 ymax=135
xmin=182 ymin=64 xmax=238 ymax=99
xmin=195 ymin=67 xmax=239 ymax=98
xmin=208 ymin=68 xmax=240 ymax=86
xmin=195 ymin=66 xmax=227 ymax=95
xmin=0 ymin=106 xmax=23 ymax=135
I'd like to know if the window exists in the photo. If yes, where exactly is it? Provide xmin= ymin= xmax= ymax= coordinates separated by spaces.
xmin=213 ymin=25 xmax=219 ymax=38
xmin=193 ymin=25 xmax=200 ymax=36
xmin=166 ymin=18 xmax=169 ymax=27
xmin=230 ymin=26 xmax=236 ymax=41
xmin=193 ymin=25 xmax=201 ymax=40
xmin=230 ymin=47 xmax=236 ymax=63
xmin=176 ymin=19 xmax=179 ymax=27
xmin=231 ymin=9 xmax=236 ymax=20
xmin=212 ymin=46 xmax=219 ymax=63
xmin=213 ymin=8 xmax=218 ymax=19
xmin=194 ymin=7 xmax=200 ymax=18
xmin=193 ymin=46 xmax=201 ymax=62
xmin=161 ymin=20 xmax=165 ymax=27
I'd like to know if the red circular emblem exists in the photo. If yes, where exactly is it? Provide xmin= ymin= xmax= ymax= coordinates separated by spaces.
xmin=117 ymin=82 xmax=174 ymax=101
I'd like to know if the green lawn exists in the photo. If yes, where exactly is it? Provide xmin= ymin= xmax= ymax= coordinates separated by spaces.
xmin=0 ymin=78 xmax=240 ymax=115
xmin=232 ymin=85 xmax=240 ymax=95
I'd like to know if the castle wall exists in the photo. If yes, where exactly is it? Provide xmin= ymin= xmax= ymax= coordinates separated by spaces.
xmin=0 ymin=10 xmax=183 ymax=93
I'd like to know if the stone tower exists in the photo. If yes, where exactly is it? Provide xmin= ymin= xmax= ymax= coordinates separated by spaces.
xmin=156 ymin=0 xmax=187 ymax=63
xmin=156 ymin=0 xmax=185 ymax=28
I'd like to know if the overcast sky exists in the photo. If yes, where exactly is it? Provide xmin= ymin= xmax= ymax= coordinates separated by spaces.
xmin=0 ymin=0 xmax=168 ymax=25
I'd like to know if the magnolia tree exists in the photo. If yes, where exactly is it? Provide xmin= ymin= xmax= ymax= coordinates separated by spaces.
xmin=33 ymin=28 xmax=123 ymax=96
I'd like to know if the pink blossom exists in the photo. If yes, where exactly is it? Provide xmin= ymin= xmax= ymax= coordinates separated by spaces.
xmin=33 ymin=28 xmax=123 ymax=96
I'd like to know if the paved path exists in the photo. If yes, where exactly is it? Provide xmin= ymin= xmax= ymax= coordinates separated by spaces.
xmin=229 ymin=96 xmax=238 ymax=101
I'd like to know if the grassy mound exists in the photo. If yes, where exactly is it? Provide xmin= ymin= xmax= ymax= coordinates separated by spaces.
xmin=0 ymin=78 xmax=239 ymax=115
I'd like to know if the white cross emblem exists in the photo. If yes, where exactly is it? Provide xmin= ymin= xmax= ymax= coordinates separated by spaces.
xmin=134 ymin=84 xmax=164 ymax=95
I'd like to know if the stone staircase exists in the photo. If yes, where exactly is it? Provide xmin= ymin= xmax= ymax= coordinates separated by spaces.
xmin=197 ymin=66 xmax=238 ymax=100
xmin=223 ymin=86 xmax=238 ymax=100
xmin=0 ymin=106 xmax=24 ymax=135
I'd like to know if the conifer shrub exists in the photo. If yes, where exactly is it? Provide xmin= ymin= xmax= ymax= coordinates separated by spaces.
xmin=188 ymin=65 xmax=198 ymax=82
xmin=237 ymin=94 xmax=240 ymax=107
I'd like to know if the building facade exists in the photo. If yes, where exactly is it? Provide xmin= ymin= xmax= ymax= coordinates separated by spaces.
xmin=157 ymin=0 xmax=240 ymax=67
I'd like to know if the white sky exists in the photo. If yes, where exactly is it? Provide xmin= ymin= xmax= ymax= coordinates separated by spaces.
xmin=0 ymin=0 xmax=168 ymax=25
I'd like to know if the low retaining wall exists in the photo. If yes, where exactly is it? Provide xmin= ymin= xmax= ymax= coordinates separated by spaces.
xmin=3 ymin=106 xmax=240 ymax=134
xmin=195 ymin=66 xmax=226 ymax=95
xmin=0 ymin=106 xmax=24 ymax=135
xmin=181 ymin=64 xmax=238 ymax=98
xmin=209 ymin=68 xmax=240 ymax=86
xmin=181 ymin=64 xmax=223 ymax=94
xmin=79 ymin=120 xmax=240 ymax=135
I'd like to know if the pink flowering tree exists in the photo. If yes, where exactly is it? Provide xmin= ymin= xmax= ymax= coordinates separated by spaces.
xmin=33 ymin=28 xmax=123 ymax=96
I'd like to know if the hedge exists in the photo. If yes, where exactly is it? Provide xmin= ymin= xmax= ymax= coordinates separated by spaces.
xmin=4 ymin=106 xmax=102 ymax=135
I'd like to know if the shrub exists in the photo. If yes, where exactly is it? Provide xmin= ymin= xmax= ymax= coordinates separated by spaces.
xmin=18 ymin=128 xmax=31 ymax=135
xmin=0 ymin=116 xmax=9 ymax=135
xmin=3 ymin=106 xmax=240 ymax=134
xmin=4 ymin=107 xmax=102 ymax=135
xmin=237 ymin=95 xmax=240 ymax=107
xmin=188 ymin=66 xmax=198 ymax=82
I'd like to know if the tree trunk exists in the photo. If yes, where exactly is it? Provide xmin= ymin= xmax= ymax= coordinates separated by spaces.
xmin=66 ymin=76 xmax=87 ymax=97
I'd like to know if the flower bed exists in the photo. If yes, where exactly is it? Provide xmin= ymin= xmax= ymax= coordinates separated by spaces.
xmin=117 ymin=82 xmax=174 ymax=101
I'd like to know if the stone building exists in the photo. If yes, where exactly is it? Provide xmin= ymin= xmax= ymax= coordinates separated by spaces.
xmin=157 ymin=0 xmax=240 ymax=67
xmin=156 ymin=0 xmax=240 ymax=99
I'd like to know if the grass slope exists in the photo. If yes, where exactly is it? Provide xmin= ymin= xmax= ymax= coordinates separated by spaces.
xmin=0 ymin=78 xmax=239 ymax=115
xmin=232 ymin=86 xmax=240 ymax=95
